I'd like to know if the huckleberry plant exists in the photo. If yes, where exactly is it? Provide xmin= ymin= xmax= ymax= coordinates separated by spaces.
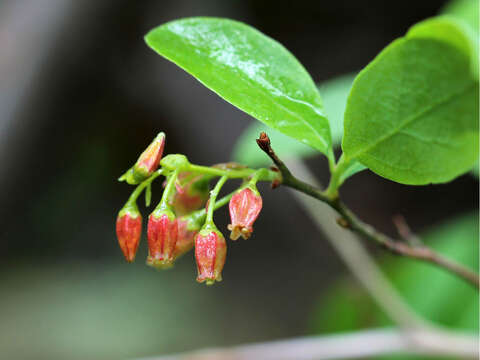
xmin=116 ymin=14 xmax=479 ymax=287
xmin=116 ymin=133 xmax=274 ymax=284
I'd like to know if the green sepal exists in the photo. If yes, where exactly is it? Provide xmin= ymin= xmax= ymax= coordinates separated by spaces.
xmin=150 ymin=206 xmax=175 ymax=221
xmin=244 ymin=181 xmax=260 ymax=197
xmin=118 ymin=201 xmax=141 ymax=218
xmin=160 ymin=154 xmax=189 ymax=171
xmin=131 ymin=166 xmax=151 ymax=184
xmin=198 ymin=224 xmax=224 ymax=239
xmin=118 ymin=168 xmax=143 ymax=185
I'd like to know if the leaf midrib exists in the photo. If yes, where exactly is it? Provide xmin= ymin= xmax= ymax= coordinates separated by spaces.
xmin=346 ymin=81 xmax=476 ymax=160
xmin=225 ymin=64 xmax=329 ymax=150
xmin=151 ymin=27 xmax=331 ymax=152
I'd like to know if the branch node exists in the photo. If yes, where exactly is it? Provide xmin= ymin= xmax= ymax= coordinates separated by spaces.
xmin=336 ymin=217 xmax=350 ymax=229
xmin=256 ymin=131 xmax=271 ymax=153
xmin=271 ymin=178 xmax=281 ymax=189
xmin=392 ymin=214 xmax=423 ymax=247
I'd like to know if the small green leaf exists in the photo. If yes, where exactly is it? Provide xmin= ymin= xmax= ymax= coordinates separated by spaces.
xmin=145 ymin=17 xmax=332 ymax=158
xmin=232 ymin=74 xmax=356 ymax=167
xmin=337 ymin=161 xmax=367 ymax=186
xmin=342 ymin=18 xmax=479 ymax=185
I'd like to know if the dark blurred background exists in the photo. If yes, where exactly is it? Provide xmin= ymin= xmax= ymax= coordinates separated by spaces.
xmin=0 ymin=1 xmax=477 ymax=359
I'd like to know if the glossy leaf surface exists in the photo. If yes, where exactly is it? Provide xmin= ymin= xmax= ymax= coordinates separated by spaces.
xmin=342 ymin=18 xmax=479 ymax=185
xmin=145 ymin=17 xmax=332 ymax=157
xmin=233 ymin=74 xmax=356 ymax=167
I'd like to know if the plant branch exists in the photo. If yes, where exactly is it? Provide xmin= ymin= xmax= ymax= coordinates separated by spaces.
xmin=393 ymin=214 xmax=423 ymax=247
xmin=256 ymin=132 xmax=480 ymax=289
xmin=187 ymin=163 xmax=278 ymax=182
xmin=135 ymin=328 xmax=478 ymax=360
xmin=286 ymin=160 xmax=429 ymax=329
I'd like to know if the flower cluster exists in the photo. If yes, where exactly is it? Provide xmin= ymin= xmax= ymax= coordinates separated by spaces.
xmin=115 ymin=132 xmax=270 ymax=285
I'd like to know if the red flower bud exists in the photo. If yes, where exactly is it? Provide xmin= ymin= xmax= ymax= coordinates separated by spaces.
xmin=174 ymin=216 xmax=200 ymax=258
xmin=147 ymin=209 xmax=178 ymax=268
xmin=171 ymin=172 xmax=210 ymax=216
xmin=228 ymin=186 xmax=263 ymax=240
xmin=130 ymin=132 xmax=165 ymax=184
xmin=116 ymin=206 xmax=142 ymax=262
xmin=195 ymin=228 xmax=226 ymax=285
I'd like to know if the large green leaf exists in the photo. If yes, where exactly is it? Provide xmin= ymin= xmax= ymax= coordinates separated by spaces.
xmin=441 ymin=3 xmax=480 ymax=178
xmin=145 ymin=17 xmax=332 ymax=158
xmin=232 ymin=74 xmax=356 ymax=167
xmin=312 ymin=213 xmax=479 ymax=359
xmin=342 ymin=18 xmax=479 ymax=185
xmin=319 ymin=73 xmax=357 ymax=145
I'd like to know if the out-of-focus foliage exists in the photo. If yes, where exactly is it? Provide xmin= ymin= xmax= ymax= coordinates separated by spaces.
xmin=0 ymin=257 xmax=303 ymax=360
xmin=312 ymin=212 xmax=479 ymax=358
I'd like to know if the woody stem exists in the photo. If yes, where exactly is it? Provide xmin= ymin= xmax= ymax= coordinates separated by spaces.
xmin=256 ymin=132 xmax=479 ymax=289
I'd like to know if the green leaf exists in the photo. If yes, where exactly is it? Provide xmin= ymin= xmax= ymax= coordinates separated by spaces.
xmin=145 ymin=17 xmax=332 ymax=158
xmin=312 ymin=213 xmax=479 ymax=351
xmin=319 ymin=73 xmax=357 ymax=145
xmin=442 ymin=0 xmax=479 ymax=31
xmin=342 ymin=18 xmax=479 ymax=185
xmin=337 ymin=160 xmax=367 ymax=186
xmin=382 ymin=214 xmax=479 ymax=332
xmin=409 ymin=16 xmax=479 ymax=77
xmin=232 ymin=74 xmax=356 ymax=167
xmin=472 ymin=161 xmax=479 ymax=178
xmin=441 ymin=3 xmax=480 ymax=178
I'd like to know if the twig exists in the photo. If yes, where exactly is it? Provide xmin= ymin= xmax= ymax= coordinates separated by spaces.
xmin=135 ymin=328 xmax=479 ymax=360
xmin=256 ymin=132 xmax=480 ymax=289
xmin=286 ymin=160 xmax=429 ymax=330
xmin=393 ymin=214 xmax=423 ymax=247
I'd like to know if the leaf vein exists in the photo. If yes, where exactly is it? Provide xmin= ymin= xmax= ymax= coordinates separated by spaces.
xmin=348 ymin=82 xmax=475 ymax=159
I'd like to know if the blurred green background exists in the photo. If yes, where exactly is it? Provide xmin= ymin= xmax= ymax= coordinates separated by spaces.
xmin=0 ymin=0 xmax=477 ymax=359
